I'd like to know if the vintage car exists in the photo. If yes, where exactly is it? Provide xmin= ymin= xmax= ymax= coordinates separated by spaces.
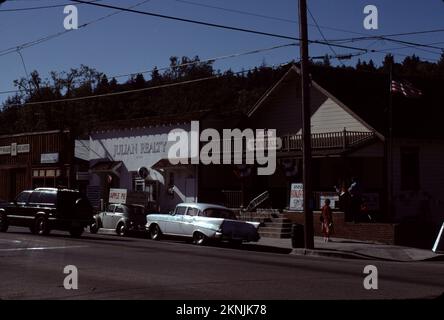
xmin=145 ymin=203 xmax=260 ymax=245
xmin=90 ymin=203 xmax=147 ymax=236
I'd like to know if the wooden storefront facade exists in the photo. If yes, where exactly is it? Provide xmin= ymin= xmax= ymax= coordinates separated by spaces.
xmin=0 ymin=130 xmax=77 ymax=201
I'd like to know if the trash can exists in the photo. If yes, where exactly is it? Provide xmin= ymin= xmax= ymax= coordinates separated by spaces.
xmin=291 ymin=223 xmax=305 ymax=248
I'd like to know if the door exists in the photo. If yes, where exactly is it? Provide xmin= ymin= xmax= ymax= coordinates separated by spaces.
xmin=112 ymin=205 xmax=125 ymax=228
xmin=8 ymin=191 xmax=32 ymax=226
xmin=102 ymin=204 xmax=115 ymax=229
xmin=181 ymin=207 xmax=199 ymax=236
xmin=165 ymin=206 xmax=186 ymax=234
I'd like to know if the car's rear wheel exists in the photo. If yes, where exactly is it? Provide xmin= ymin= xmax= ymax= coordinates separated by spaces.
xmin=116 ymin=223 xmax=127 ymax=236
xmin=0 ymin=212 xmax=8 ymax=232
xmin=35 ymin=217 xmax=50 ymax=236
xmin=89 ymin=219 xmax=100 ymax=234
xmin=192 ymin=232 xmax=207 ymax=245
xmin=150 ymin=224 xmax=162 ymax=240
xmin=69 ymin=226 xmax=84 ymax=238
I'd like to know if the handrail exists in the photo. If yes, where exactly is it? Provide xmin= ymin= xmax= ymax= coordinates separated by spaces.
xmin=279 ymin=130 xmax=375 ymax=152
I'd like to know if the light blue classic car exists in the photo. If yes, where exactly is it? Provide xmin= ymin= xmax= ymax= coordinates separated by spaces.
xmin=146 ymin=203 xmax=260 ymax=245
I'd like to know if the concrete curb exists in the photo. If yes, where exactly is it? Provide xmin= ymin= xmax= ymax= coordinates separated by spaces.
xmin=290 ymin=248 xmax=444 ymax=262
xmin=291 ymin=248 xmax=375 ymax=260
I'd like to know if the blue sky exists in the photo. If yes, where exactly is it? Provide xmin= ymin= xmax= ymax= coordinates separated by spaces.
xmin=0 ymin=0 xmax=443 ymax=102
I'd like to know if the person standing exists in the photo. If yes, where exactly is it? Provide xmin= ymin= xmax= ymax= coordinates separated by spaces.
xmin=321 ymin=198 xmax=333 ymax=242
xmin=348 ymin=177 xmax=362 ymax=222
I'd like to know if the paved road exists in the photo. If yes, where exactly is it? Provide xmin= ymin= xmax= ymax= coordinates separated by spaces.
xmin=0 ymin=227 xmax=443 ymax=300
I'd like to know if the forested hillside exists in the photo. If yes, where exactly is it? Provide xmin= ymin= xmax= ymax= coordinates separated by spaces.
xmin=1 ymin=53 xmax=443 ymax=136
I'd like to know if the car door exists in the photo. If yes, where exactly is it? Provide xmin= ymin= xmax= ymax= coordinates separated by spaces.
xmin=8 ymin=191 xmax=32 ymax=225
xmin=112 ymin=205 xmax=125 ymax=228
xmin=102 ymin=204 xmax=115 ymax=229
xmin=181 ymin=207 xmax=199 ymax=236
xmin=166 ymin=205 xmax=186 ymax=235
xmin=26 ymin=191 xmax=43 ymax=218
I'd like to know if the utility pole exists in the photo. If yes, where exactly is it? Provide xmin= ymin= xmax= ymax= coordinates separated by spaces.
xmin=299 ymin=0 xmax=314 ymax=249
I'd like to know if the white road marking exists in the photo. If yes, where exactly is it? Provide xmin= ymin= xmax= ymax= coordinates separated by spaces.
xmin=0 ymin=239 xmax=22 ymax=244
xmin=0 ymin=245 xmax=88 ymax=252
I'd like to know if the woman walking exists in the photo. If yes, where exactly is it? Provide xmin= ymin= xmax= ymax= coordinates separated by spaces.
xmin=321 ymin=199 xmax=334 ymax=242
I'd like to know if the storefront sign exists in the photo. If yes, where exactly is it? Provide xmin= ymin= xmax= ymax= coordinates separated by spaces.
xmin=0 ymin=143 xmax=30 ymax=156
xmin=109 ymin=188 xmax=127 ymax=204
xmin=41 ymin=153 xmax=59 ymax=164
xmin=289 ymin=183 xmax=303 ymax=211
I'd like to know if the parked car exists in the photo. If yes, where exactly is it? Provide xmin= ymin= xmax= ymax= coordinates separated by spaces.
xmin=146 ymin=203 xmax=260 ymax=245
xmin=0 ymin=187 xmax=95 ymax=237
xmin=90 ymin=203 xmax=147 ymax=236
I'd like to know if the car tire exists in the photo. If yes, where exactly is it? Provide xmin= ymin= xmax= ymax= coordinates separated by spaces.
xmin=89 ymin=219 xmax=100 ymax=234
xmin=192 ymin=232 xmax=207 ymax=246
xmin=150 ymin=224 xmax=162 ymax=240
xmin=116 ymin=223 xmax=127 ymax=236
xmin=69 ymin=227 xmax=84 ymax=238
xmin=0 ymin=212 xmax=8 ymax=232
xmin=35 ymin=217 xmax=50 ymax=236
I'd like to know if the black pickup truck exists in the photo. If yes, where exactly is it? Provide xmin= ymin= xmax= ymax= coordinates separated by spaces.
xmin=0 ymin=188 xmax=95 ymax=237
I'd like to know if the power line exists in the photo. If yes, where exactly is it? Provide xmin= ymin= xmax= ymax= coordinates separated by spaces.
xmin=307 ymin=6 xmax=337 ymax=56
xmin=3 ymin=61 xmax=295 ymax=107
xmin=0 ymin=42 xmax=298 ymax=95
xmin=173 ymin=0 xmax=375 ymax=38
xmin=329 ymin=28 xmax=444 ymax=42
xmin=1 ymin=42 xmax=370 ymax=96
xmin=0 ymin=0 xmax=102 ymax=12
xmin=0 ymin=0 xmax=152 ymax=57
xmin=69 ymin=0 xmax=372 ymax=53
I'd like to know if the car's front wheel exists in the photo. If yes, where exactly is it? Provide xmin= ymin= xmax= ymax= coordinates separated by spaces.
xmin=192 ymin=232 xmax=207 ymax=246
xmin=150 ymin=224 xmax=162 ymax=240
xmin=0 ymin=212 xmax=8 ymax=232
xmin=89 ymin=219 xmax=100 ymax=234
xmin=35 ymin=217 xmax=50 ymax=236
xmin=116 ymin=223 xmax=127 ymax=236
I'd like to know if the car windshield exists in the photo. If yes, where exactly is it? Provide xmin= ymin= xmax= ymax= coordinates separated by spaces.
xmin=203 ymin=208 xmax=237 ymax=220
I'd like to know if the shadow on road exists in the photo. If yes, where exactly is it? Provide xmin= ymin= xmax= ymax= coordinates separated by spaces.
xmin=6 ymin=230 xmax=134 ymax=243
xmin=205 ymin=241 xmax=292 ymax=254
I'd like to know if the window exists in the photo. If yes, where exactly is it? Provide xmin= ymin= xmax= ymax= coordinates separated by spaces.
xmin=39 ymin=192 xmax=57 ymax=205
xmin=134 ymin=178 xmax=146 ymax=192
xmin=28 ymin=191 xmax=42 ymax=204
xmin=202 ymin=208 xmax=237 ymax=220
xmin=108 ymin=204 xmax=116 ymax=212
xmin=115 ymin=205 xmax=124 ymax=213
xmin=175 ymin=206 xmax=187 ymax=215
xmin=16 ymin=191 xmax=31 ymax=204
xmin=400 ymin=147 xmax=420 ymax=191
xmin=187 ymin=207 xmax=199 ymax=216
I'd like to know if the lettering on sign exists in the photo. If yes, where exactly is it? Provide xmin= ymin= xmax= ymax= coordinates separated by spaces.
xmin=0 ymin=144 xmax=30 ymax=156
xmin=109 ymin=188 xmax=127 ymax=204
xmin=112 ymin=141 xmax=168 ymax=158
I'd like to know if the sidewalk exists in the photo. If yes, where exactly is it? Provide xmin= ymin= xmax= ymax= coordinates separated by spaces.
xmin=256 ymin=237 xmax=444 ymax=262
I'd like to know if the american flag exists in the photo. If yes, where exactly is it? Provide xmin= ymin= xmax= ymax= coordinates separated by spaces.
xmin=391 ymin=80 xmax=423 ymax=98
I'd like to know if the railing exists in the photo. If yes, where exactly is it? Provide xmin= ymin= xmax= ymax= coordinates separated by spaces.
xmin=245 ymin=190 xmax=270 ymax=212
xmin=222 ymin=190 xmax=243 ymax=208
xmin=279 ymin=130 xmax=376 ymax=152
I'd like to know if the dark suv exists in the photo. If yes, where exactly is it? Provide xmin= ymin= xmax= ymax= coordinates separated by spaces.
xmin=0 ymin=188 xmax=95 ymax=237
